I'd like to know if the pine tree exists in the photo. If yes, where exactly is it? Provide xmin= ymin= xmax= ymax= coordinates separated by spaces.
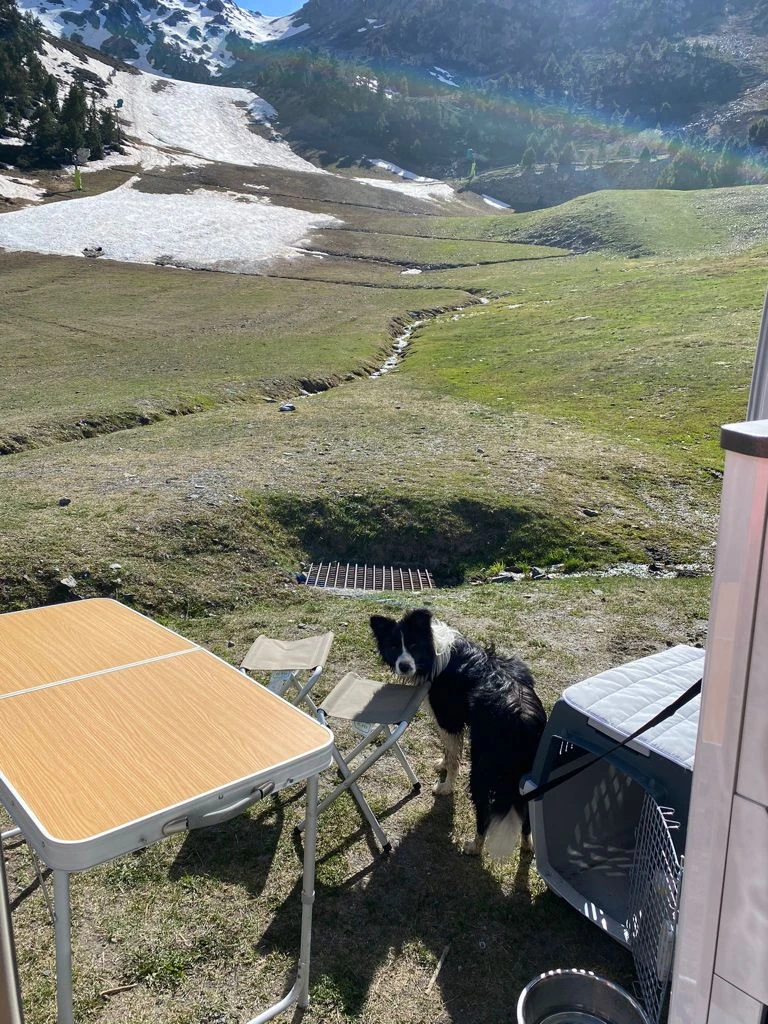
xmin=658 ymin=151 xmax=710 ymax=189
xmin=521 ymin=145 xmax=536 ymax=171
xmin=99 ymin=106 xmax=119 ymax=150
xmin=542 ymin=53 xmax=562 ymax=93
xmin=59 ymin=83 xmax=88 ymax=158
xmin=85 ymin=99 xmax=103 ymax=160
xmin=748 ymin=117 xmax=768 ymax=148
xmin=42 ymin=73 xmax=59 ymax=113
xmin=25 ymin=104 xmax=61 ymax=164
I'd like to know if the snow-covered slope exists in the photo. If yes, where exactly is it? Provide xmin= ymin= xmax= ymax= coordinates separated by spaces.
xmin=40 ymin=39 xmax=323 ymax=173
xmin=0 ymin=38 xmax=465 ymax=272
xmin=19 ymin=0 xmax=307 ymax=76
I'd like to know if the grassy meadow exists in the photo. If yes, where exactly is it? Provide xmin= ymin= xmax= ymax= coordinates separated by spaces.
xmin=1 ymin=168 xmax=766 ymax=1024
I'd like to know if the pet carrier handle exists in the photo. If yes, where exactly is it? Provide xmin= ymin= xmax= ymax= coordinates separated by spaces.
xmin=521 ymin=677 xmax=702 ymax=803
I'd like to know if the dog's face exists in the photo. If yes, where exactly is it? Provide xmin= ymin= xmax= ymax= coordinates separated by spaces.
xmin=370 ymin=608 xmax=438 ymax=679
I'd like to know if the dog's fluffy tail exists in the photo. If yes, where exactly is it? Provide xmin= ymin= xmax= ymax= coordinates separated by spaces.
xmin=484 ymin=807 xmax=523 ymax=861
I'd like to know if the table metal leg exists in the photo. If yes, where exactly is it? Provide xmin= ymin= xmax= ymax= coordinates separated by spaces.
xmin=296 ymin=771 xmax=318 ymax=1009
xmin=247 ymin=772 xmax=319 ymax=1024
xmin=0 ymin=835 xmax=25 ymax=1024
xmin=53 ymin=870 xmax=73 ymax=1024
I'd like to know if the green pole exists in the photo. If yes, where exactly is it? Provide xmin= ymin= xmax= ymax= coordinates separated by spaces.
xmin=74 ymin=165 xmax=82 ymax=191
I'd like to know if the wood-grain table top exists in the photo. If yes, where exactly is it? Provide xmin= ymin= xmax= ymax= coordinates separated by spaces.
xmin=0 ymin=598 xmax=196 ymax=697
xmin=0 ymin=600 xmax=330 ymax=843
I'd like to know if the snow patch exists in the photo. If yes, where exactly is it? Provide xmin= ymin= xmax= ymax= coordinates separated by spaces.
xmin=367 ymin=158 xmax=438 ymax=182
xmin=0 ymin=182 xmax=340 ymax=270
xmin=354 ymin=176 xmax=455 ymax=202
xmin=429 ymin=66 xmax=459 ymax=88
xmin=40 ymin=41 xmax=324 ymax=174
xmin=0 ymin=173 xmax=45 ymax=203
xmin=481 ymin=194 xmax=511 ymax=209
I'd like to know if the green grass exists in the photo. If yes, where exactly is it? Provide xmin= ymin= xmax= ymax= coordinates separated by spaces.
xmin=406 ymin=249 xmax=763 ymax=473
xmin=373 ymin=184 xmax=768 ymax=257
xmin=0 ymin=251 xmax=471 ymax=448
xmin=309 ymin=228 xmax=567 ymax=267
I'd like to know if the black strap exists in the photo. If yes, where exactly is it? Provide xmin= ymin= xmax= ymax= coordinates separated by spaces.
xmin=523 ymin=677 xmax=702 ymax=804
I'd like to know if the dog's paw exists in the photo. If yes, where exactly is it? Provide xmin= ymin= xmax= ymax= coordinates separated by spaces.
xmin=462 ymin=837 xmax=483 ymax=856
xmin=433 ymin=755 xmax=447 ymax=772
xmin=432 ymin=779 xmax=454 ymax=796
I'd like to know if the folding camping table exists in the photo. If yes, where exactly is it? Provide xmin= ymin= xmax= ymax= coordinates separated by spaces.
xmin=0 ymin=598 xmax=333 ymax=1024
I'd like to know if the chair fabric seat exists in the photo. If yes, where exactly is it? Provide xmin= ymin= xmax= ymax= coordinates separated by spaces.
xmin=241 ymin=632 xmax=334 ymax=672
xmin=321 ymin=672 xmax=429 ymax=725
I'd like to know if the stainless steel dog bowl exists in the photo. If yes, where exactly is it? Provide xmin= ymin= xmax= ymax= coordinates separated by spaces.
xmin=517 ymin=969 xmax=650 ymax=1024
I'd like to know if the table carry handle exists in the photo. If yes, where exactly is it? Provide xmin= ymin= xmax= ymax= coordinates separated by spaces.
xmin=187 ymin=782 xmax=275 ymax=830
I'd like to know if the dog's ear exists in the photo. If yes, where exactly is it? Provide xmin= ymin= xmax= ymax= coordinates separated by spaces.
xmin=370 ymin=614 xmax=396 ymax=643
xmin=403 ymin=608 xmax=432 ymax=628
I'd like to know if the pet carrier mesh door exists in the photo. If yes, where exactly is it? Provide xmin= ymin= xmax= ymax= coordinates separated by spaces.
xmin=627 ymin=794 xmax=684 ymax=1023
xmin=516 ymin=793 xmax=683 ymax=1024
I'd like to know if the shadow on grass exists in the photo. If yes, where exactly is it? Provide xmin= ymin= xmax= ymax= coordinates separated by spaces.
xmin=260 ymin=800 xmax=633 ymax=1024
xmin=261 ymin=492 xmax=622 ymax=584
xmin=168 ymin=798 xmax=284 ymax=900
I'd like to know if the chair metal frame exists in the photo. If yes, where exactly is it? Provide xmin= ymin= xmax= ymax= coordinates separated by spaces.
xmin=297 ymin=673 xmax=429 ymax=853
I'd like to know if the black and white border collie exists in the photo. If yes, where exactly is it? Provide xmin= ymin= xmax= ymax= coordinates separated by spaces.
xmin=370 ymin=608 xmax=546 ymax=860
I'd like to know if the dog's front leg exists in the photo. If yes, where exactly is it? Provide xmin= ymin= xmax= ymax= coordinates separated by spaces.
xmin=433 ymin=727 xmax=463 ymax=795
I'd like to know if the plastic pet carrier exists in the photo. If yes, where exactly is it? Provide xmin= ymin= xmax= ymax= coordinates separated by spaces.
xmin=524 ymin=644 xmax=704 ymax=948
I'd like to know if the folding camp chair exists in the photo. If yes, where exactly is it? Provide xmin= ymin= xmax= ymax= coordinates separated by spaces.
xmin=240 ymin=632 xmax=334 ymax=714
xmin=297 ymin=672 xmax=430 ymax=853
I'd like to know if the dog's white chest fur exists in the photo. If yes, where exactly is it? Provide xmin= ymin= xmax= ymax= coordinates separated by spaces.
xmin=430 ymin=618 xmax=458 ymax=678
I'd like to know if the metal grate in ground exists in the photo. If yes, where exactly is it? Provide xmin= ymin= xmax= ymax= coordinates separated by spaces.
xmin=302 ymin=562 xmax=435 ymax=592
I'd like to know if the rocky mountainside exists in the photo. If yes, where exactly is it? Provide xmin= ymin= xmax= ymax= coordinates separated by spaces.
xmin=291 ymin=0 xmax=733 ymax=74
xmin=21 ymin=0 xmax=751 ymax=83
xmin=17 ymin=0 xmax=307 ymax=77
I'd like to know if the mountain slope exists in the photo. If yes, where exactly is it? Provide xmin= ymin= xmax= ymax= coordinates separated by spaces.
xmin=18 ymin=0 xmax=307 ymax=77
xmin=32 ymin=33 xmax=318 ymax=171
xmin=291 ymin=0 xmax=732 ymax=74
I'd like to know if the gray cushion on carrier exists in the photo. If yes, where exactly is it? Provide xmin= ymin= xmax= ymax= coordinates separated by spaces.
xmin=240 ymin=632 xmax=334 ymax=672
xmin=562 ymin=643 xmax=704 ymax=769
xmin=321 ymin=672 xmax=429 ymax=725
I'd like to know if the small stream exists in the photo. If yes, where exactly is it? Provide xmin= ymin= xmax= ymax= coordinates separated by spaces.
xmin=370 ymin=318 xmax=428 ymax=378
xmin=371 ymin=297 xmax=490 ymax=378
